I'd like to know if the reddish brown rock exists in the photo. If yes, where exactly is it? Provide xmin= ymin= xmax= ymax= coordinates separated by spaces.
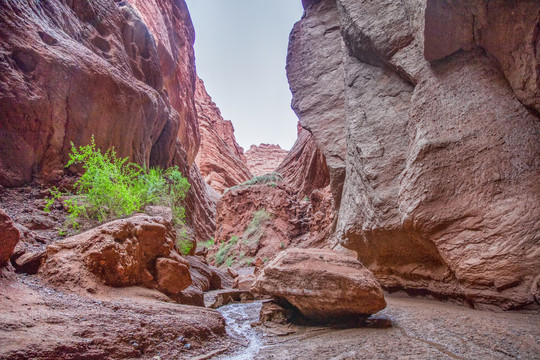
xmin=287 ymin=0 xmax=347 ymax=207
xmin=212 ymin=125 xmax=336 ymax=266
xmin=252 ymin=248 xmax=386 ymax=322
xmin=0 ymin=0 xmax=216 ymax=243
xmin=12 ymin=250 xmax=46 ymax=275
xmin=424 ymin=0 xmax=540 ymax=113
xmin=0 ymin=0 xmax=179 ymax=186
xmin=173 ymin=255 xmax=233 ymax=306
xmin=194 ymin=78 xmax=253 ymax=193
xmin=0 ymin=278 xmax=228 ymax=360
xmin=130 ymin=0 xmax=200 ymax=165
xmin=213 ymin=181 xmax=309 ymax=266
xmin=245 ymin=144 xmax=289 ymax=176
xmin=40 ymin=214 xmax=193 ymax=299
xmin=155 ymin=258 xmax=191 ymax=295
xmin=0 ymin=209 xmax=20 ymax=267
xmin=288 ymin=0 xmax=540 ymax=310
xmin=181 ymin=161 xmax=218 ymax=243
xmin=276 ymin=124 xmax=330 ymax=199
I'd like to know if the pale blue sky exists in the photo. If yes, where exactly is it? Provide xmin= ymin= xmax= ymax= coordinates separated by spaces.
xmin=185 ymin=0 xmax=304 ymax=151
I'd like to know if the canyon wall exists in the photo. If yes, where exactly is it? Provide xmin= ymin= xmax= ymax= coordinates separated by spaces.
xmin=245 ymin=144 xmax=289 ymax=176
xmin=0 ymin=0 xmax=215 ymax=241
xmin=213 ymin=123 xmax=335 ymax=266
xmin=289 ymin=0 xmax=540 ymax=310
xmin=194 ymin=78 xmax=253 ymax=194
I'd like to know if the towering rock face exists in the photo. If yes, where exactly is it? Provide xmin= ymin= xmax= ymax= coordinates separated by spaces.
xmin=245 ymin=144 xmax=289 ymax=176
xmin=288 ymin=0 xmax=540 ymax=310
xmin=130 ymin=0 xmax=200 ymax=165
xmin=0 ymin=0 xmax=216 ymax=241
xmin=0 ymin=0 xmax=177 ymax=186
xmin=287 ymin=0 xmax=347 ymax=207
xmin=194 ymin=78 xmax=253 ymax=194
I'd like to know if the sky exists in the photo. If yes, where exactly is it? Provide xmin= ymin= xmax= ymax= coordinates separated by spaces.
xmin=185 ymin=0 xmax=304 ymax=151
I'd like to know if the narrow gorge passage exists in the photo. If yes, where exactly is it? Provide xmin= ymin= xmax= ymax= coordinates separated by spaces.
xmin=0 ymin=0 xmax=539 ymax=359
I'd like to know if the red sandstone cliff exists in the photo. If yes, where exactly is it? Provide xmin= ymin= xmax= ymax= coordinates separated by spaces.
xmin=213 ymin=123 xmax=335 ymax=266
xmin=245 ymin=144 xmax=289 ymax=176
xmin=194 ymin=78 xmax=253 ymax=193
xmin=0 ymin=0 xmax=215 ymax=241
xmin=288 ymin=0 xmax=540 ymax=310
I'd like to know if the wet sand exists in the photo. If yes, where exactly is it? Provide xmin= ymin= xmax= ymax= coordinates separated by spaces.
xmin=218 ymin=295 xmax=540 ymax=360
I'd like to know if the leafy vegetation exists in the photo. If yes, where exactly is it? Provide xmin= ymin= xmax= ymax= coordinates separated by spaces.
xmin=45 ymin=137 xmax=190 ymax=233
xmin=176 ymin=230 xmax=194 ymax=256
xmin=214 ymin=235 xmax=240 ymax=267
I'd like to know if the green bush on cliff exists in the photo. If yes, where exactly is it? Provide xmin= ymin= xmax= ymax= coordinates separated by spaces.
xmin=46 ymin=137 xmax=190 ymax=231
xmin=224 ymin=172 xmax=283 ymax=194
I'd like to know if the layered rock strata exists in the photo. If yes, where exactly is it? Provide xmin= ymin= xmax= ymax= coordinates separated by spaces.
xmin=194 ymin=78 xmax=253 ymax=193
xmin=288 ymin=0 xmax=540 ymax=309
xmin=245 ymin=144 xmax=289 ymax=176
xmin=276 ymin=124 xmax=330 ymax=199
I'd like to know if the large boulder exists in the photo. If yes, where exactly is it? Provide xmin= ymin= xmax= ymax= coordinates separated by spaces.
xmin=252 ymin=248 xmax=386 ymax=322
xmin=40 ymin=214 xmax=192 ymax=299
xmin=0 ymin=209 xmax=20 ymax=267
xmin=288 ymin=0 xmax=540 ymax=310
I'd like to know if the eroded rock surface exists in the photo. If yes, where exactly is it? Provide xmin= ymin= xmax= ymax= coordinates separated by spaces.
xmin=0 ymin=0 xmax=178 ymax=186
xmin=214 ymin=182 xmax=309 ymax=265
xmin=0 ymin=209 xmax=20 ymax=267
xmin=130 ymin=0 xmax=200 ymax=165
xmin=288 ymin=0 xmax=540 ymax=310
xmin=245 ymin=144 xmax=289 ymax=176
xmin=0 ymin=0 xmax=216 ymax=242
xmin=194 ymin=78 xmax=253 ymax=193
xmin=276 ymin=125 xmax=330 ymax=199
xmin=40 ymin=214 xmax=193 ymax=299
xmin=252 ymin=248 xmax=386 ymax=322
xmin=287 ymin=1 xmax=347 ymax=207
xmin=212 ymin=126 xmax=336 ymax=266
xmin=0 ymin=277 xmax=229 ymax=360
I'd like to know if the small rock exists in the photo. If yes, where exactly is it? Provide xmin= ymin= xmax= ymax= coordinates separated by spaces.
xmin=184 ymin=343 xmax=191 ymax=350
xmin=227 ymin=267 xmax=239 ymax=278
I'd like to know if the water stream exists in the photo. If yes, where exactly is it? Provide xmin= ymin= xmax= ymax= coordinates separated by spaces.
xmin=216 ymin=301 xmax=264 ymax=360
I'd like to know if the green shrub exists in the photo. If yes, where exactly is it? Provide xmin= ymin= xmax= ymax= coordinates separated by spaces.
xmin=46 ymin=137 xmax=190 ymax=231
xmin=176 ymin=230 xmax=194 ymax=256
xmin=199 ymin=238 xmax=215 ymax=249
xmin=214 ymin=235 xmax=239 ymax=267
